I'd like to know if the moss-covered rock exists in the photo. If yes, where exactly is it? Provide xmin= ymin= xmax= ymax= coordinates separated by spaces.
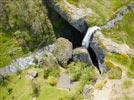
xmin=53 ymin=38 xmax=73 ymax=67
xmin=104 ymin=60 xmax=115 ymax=70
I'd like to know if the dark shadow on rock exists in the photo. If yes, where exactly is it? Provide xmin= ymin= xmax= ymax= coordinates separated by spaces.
xmin=43 ymin=0 xmax=85 ymax=48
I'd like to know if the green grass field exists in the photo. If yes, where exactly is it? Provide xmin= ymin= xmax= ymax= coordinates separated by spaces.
xmin=0 ymin=67 xmax=69 ymax=100
xmin=103 ymin=10 xmax=134 ymax=48
xmin=105 ymin=52 xmax=134 ymax=78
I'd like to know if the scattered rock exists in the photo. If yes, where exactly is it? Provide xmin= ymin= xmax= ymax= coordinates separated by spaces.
xmin=53 ymin=38 xmax=73 ymax=67
xmin=57 ymin=73 xmax=71 ymax=89
xmin=72 ymin=47 xmax=92 ymax=65
xmin=27 ymin=71 xmax=38 ymax=80
xmin=57 ymin=73 xmax=77 ymax=89
xmin=83 ymin=84 xmax=94 ymax=99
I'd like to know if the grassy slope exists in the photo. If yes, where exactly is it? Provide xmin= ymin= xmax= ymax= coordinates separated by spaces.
xmin=103 ymin=10 xmax=134 ymax=48
xmin=105 ymin=52 xmax=134 ymax=78
xmin=0 ymin=33 xmax=24 ymax=68
xmin=103 ymin=9 xmax=134 ymax=78
xmin=0 ymin=67 xmax=69 ymax=100
xmin=67 ymin=0 xmax=132 ymax=26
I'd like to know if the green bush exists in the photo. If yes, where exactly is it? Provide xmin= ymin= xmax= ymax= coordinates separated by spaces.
xmin=0 ymin=75 xmax=9 ymax=87
xmin=47 ymin=76 xmax=57 ymax=86
xmin=68 ymin=62 xmax=88 ymax=81
xmin=31 ymin=81 xmax=39 ymax=97
xmin=80 ymin=67 xmax=98 ymax=84
xmin=68 ymin=62 xmax=98 ymax=82
xmin=43 ymin=69 xmax=49 ymax=79
xmin=48 ymin=67 xmax=60 ymax=77
xmin=104 ymin=60 xmax=115 ymax=70
xmin=43 ymin=67 xmax=60 ymax=79
xmin=8 ymin=88 xmax=13 ymax=95
xmin=33 ymin=55 xmax=39 ymax=65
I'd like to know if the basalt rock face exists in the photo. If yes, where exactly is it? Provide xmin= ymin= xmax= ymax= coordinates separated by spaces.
xmin=47 ymin=0 xmax=94 ymax=33
xmin=87 ymin=40 xmax=107 ymax=73
xmin=47 ymin=0 xmax=133 ymax=33
xmin=94 ymin=31 xmax=134 ymax=57
xmin=72 ymin=47 xmax=92 ymax=65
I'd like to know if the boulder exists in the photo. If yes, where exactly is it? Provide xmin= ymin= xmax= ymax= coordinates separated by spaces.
xmin=53 ymin=38 xmax=73 ymax=67
xmin=27 ymin=71 xmax=38 ymax=80
xmin=57 ymin=73 xmax=78 ymax=89
xmin=72 ymin=47 xmax=92 ymax=65
xmin=57 ymin=73 xmax=71 ymax=89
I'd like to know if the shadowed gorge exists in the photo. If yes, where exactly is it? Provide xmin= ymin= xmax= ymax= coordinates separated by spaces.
xmin=0 ymin=0 xmax=134 ymax=100
xmin=46 ymin=5 xmax=102 ymax=72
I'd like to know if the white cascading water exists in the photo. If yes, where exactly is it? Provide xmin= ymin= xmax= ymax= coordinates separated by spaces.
xmin=82 ymin=26 xmax=101 ymax=48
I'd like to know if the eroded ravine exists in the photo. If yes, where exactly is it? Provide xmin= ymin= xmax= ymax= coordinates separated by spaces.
xmin=0 ymin=1 xmax=134 ymax=75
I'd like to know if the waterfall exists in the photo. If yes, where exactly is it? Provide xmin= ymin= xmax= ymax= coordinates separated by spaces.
xmin=82 ymin=26 xmax=101 ymax=48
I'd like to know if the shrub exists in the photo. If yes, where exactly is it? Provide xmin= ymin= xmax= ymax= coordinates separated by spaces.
xmin=33 ymin=55 xmax=39 ymax=65
xmin=108 ymin=67 xmax=122 ymax=79
xmin=31 ymin=81 xmax=39 ymax=97
xmin=47 ymin=76 xmax=57 ymax=86
xmin=68 ymin=62 xmax=88 ymax=81
xmin=43 ymin=69 xmax=49 ymax=79
xmin=105 ymin=60 xmax=115 ymax=69
xmin=43 ymin=67 xmax=60 ymax=79
xmin=48 ymin=67 xmax=60 ymax=78
xmin=80 ymin=67 xmax=98 ymax=84
xmin=0 ymin=75 xmax=9 ymax=87
xmin=8 ymin=88 xmax=13 ymax=95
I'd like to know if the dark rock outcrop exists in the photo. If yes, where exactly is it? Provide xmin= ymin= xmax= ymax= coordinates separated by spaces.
xmin=47 ymin=0 xmax=93 ymax=33
xmin=72 ymin=47 xmax=92 ymax=65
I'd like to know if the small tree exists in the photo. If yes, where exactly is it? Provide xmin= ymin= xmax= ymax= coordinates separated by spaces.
xmin=47 ymin=76 xmax=57 ymax=86
xmin=31 ymin=80 xmax=40 ymax=97
xmin=0 ymin=74 xmax=9 ymax=87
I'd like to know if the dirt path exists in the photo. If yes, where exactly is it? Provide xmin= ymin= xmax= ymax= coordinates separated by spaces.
xmin=92 ymin=65 xmax=134 ymax=100
xmin=93 ymin=79 xmax=121 ymax=100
